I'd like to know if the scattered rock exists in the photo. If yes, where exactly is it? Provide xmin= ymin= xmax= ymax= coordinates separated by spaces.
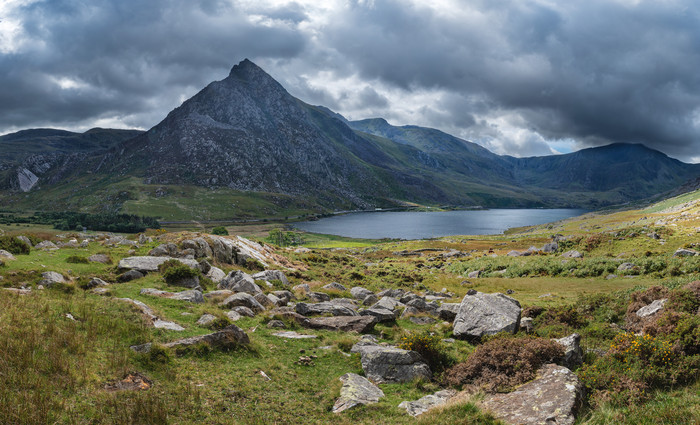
xmin=162 ymin=325 xmax=250 ymax=350
xmin=35 ymin=241 xmax=59 ymax=250
xmin=408 ymin=316 xmax=437 ymax=325
xmin=351 ymin=286 xmax=374 ymax=300
xmin=437 ymin=303 xmax=461 ymax=321
xmin=16 ymin=235 xmax=33 ymax=247
xmin=39 ymin=271 xmax=66 ymax=287
xmin=398 ymin=389 xmax=457 ymax=417
xmin=231 ymin=306 xmax=256 ymax=317
xmin=253 ymin=292 xmax=275 ymax=310
xmin=481 ymin=364 xmax=584 ymax=425
xmin=140 ymin=288 xmax=204 ymax=304
xmin=220 ymin=293 xmax=265 ymax=314
xmin=359 ymin=307 xmax=397 ymax=323
xmin=295 ymin=302 xmax=358 ymax=317
xmin=267 ymin=320 xmax=286 ymax=328
xmin=149 ymin=243 xmax=179 ymax=257
xmin=542 ymin=242 xmax=558 ymax=253
xmin=333 ymin=373 xmax=385 ymax=414
xmin=118 ymin=270 xmax=145 ymax=282
xmin=218 ymin=270 xmax=262 ymax=294
xmin=251 ymin=270 xmax=289 ymax=286
xmin=206 ymin=267 xmax=226 ymax=283
xmin=617 ymin=262 xmax=636 ymax=271
xmin=636 ymin=298 xmax=667 ymax=318
xmin=85 ymin=277 xmax=109 ymax=289
xmin=118 ymin=256 xmax=200 ymax=273
xmin=196 ymin=314 xmax=218 ymax=326
xmin=225 ymin=310 xmax=242 ymax=321
xmin=308 ymin=291 xmax=331 ymax=302
xmin=561 ymin=250 xmax=583 ymax=258
xmin=520 ymin=317 xmax=534 ymax=333
xmin=117 ymin=298 xmax=185 ymax=331
xmin=323 ymin=282 xmax=347 ymax=291
xmin=467 ymin=270 xmax=481 ymax=278
xmin=0 ymin=250 xmax=16 ymax=260
xmin=673 ymin=248 xmax=698 ymax=257
xmin=453 ymin=292 xmax=521 ymax=339
xmin=88 ymin=254 xmax=111 ymax=264
xmin=272 ymin=331 xmax=317 ymax=339
xmin=356 ymin=344 xmax=431 ymax=384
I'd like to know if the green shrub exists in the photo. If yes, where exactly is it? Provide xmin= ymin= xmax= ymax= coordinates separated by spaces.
xmin=244 ymin=258 xmax=265 ymax=272
xmin=0 ymin=236 xmax=30 ymax=255
xmin=211 ymin=226 xmax=228 ymax=236
xmin=159 ymin=260 xmax=200 ymax=284
xmin=65 ymin=255 xmax=89 ymax=264
xmin=444 ymin=336 xmax=564 ymax=392
xmin=579 ymin=332 xmax=699 ymax=407
xmin=398 ymin=332 xmax=453 ymax=373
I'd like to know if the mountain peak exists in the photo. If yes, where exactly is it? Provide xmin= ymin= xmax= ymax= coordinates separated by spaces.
xmin=228 ymin=58 xmax=267 ymax=79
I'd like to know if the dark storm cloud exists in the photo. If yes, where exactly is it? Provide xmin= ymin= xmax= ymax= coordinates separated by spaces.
xmin=322 ymin=0 xmax=700 ymax=161
xmin=0 ymin=0 xmax=307 ymax=130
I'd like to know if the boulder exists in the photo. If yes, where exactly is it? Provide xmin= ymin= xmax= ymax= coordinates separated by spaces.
xmin=251 ymin=270 xmax=289 ymax=286
xmin=323 ymin=282 xmax=347 ymax=291
xmin=0 ymin=250 xmax=16 ymax=260
xmin=138 ymin=233 xmax=152 ymax=244
xmin=507 ymin=250 xmax=522 ymax=257
xmin=198 ymin=259 xmax=212 ymax=274
xmin=218 ymin=270 xmax=262 ymax=294
xmin=225 ymin=310 xmax=242 ymax=321
xmin=88 ymin=254 xmax=111 ymax=264
xmin=332 ymin=373 xmax=385 ymax=414
xmin=220 ymin=293 xmax=265 ymax=313
xmin=553 ymin=333 xmax=584 ymax=369
xmin=673 ymin=248 xmax=698 ymax=257
xmin=481 ymin=364 xmax=584 ymax=425
xmin=617 ymin=262 xmax=636 ymax=271
xmin=208 ymin=237 xmax=234 ymax=264
xmin=377 ymin=288 xmax=405 ymax=299
xmin=162 ymin=325 xmax=249 ymax=350
xmin=351 ymin=286 xmax=374 ymax=300
xmin=180 ymin=238 xmax=213 ymax=258
xmin=118 ymin=256 xmax=200 ymax=273
xmin=39 ymin=271 xmax=65 ymax=287
xmin=17 ymin=235 xmax=33 ymax=247
xmin=542 ymin=242 xmax=558 ymax=253
xmin=35 ymin=240 xmax=58 ymax=250
xmin=437 ymin=303 xmax=461 ymax=321
xmin=398 ymin=389 xmax=457 ymax=417
xmin=467 ymin=270 xmax=481 ymax=279
xmin=203 ymin=289 xmax=234 ymax=300
xmin=293 ymin=283 xmax=311 ymax=295
xmin=453 ymin=292 xmax=521 ymax=339
xmin=295 ymin=302 xmax=358 ymax=317
xmin=196 ymin=313 xmax=218 ymax=327
xmin=357 ymin=344 xmax=431 ymax=384
xmin=167 ymin=276 xmax=201 ymax=290
xmin=362 ymin=294 xmax=379 ymax=306
xmin=206 ymin=267 xmax=226 ymax=283
xmin=561 ymin=250 xmax=583 ymax=258
xmin=148 ymin=243 xmax=179 ymax=257
xmin=371 ymin=296 xmax=404 ymax=311
xmin=271 ymin=290 xmax=296 ymax=303
xmin=307 ymin=316 xmax=377 ymax=333
xmin=231 ymin=306 xmax=255 ymax=317
xmin=85 ymin=277 xmax=109 ymax=289
xmin=253 ymin=292 xmax=275 ymax=310
xmin=636 ymin=298 xmax=667 ymax=318
xmin=140 ymin=288 xmax=204 ymax=304
xmin=118 ymin=270 xmax=145 ymax=282
xmin=117 ymin=298 xmax=184 ymax=331
xmin=308 ymin=291 xmax=331 ymax=302
xmin=359 ymin=307 xmax=397 ymax=323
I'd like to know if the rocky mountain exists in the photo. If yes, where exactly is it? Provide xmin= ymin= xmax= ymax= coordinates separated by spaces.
xmin=1 ymin=59 xmax=699 ymax=216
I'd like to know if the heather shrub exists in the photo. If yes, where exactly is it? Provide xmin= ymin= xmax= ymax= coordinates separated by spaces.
xmin=0 ymin=236 xmax=30 ymax=255
xmin=444 ymin=336 xmax=564 ymax=392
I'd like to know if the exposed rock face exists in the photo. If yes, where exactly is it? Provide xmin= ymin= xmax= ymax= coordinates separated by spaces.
xmin=398 ymin=389 xmax=457 ymax=417
xmin=295 ymin=302 xmax=358 ymax=317
xmin=17 ymin=167 xmax=39 ymax=192
xmin=251 ymin=270 xmax=289 ymax=286
xmin=453 ymin=292 xmax=521 ymax=339
xmin=333 ymin=373 xmax=385 ymax=414
xmin=118 ymin=256 xmax=200 ymax=273
xmin=437 ymin=303 xmax=461 ymax=321
xmin=352 ymin=343 xmax=431 ymax=384
xmin=553 ymin=333 xmax=584 ymax=369
xmin=481 ymin=364 xmax=584 ymax=425
xmin=636 ymin=298 xmax=667 ymax=318
xmin=306 ymin=316 xmax=377 ymax=333
xmin=180 ymin=238 xmax=213 ymax=258
xmin=206 ymin=266 xmax=226 ymax=283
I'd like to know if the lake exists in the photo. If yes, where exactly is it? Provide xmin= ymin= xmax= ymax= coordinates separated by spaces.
xmin=293 ymin=209 xmax=589 ymax=240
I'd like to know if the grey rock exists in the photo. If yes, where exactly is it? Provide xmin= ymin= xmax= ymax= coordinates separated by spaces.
xmin=408 ymin=316 xmax=437 ymax=325
xmin=231 ymin=306 xmax=255 ymax=317
xmin=636 ymin=298 xmax=667 ymax=318
xmin=323 ymin=282 xmax=347 ymax=291
xmin=35 ymin=240 xmax=58 ymax=250
xmin=267 ymin=293 xmax=285 ymax=307
xmin=673 ymin=248 xmax=699 ymax=257
xmin=218 ymin=270 xmax=262 ymax=294
xmin=308 ymin=291 xmax=331 ymax=302
xmin=467 ymin=270 xmax=481 ymax=279
xmin=118 ymin=270 xmax=145 ymax=282
xmin=39 ymin=271 xmax=65 ymax=287
xmin=117 ymin=298 xmax=184 ymax=331
xmin=553 ymin=333 xmax=584 ymax=369
xmin=307 ymin=316 xmax=377 ymax=333
xmin=85 ymin=277 xmax=109 ymax=289
xmin=617 ymin=262 xmax=636 ymax=271
xmin=267 ymin=319 xmax=286 ymax=328
xmin=196 ymin=314 xmax=218 ymax=326
xmin=295 ymin=302 xmax=358 ymax=317
xmin=87 ymin=254 xmax=111 ymax=264
xmin=453 ymin=292 xmax=521 ymax=339
xmin=118 ymin=256 xmax=200 ymax=273
xmin=198 ymin=259 xmax=212 ymax=274
xmin=253 ymin=292 xmax=275 ymax=310
xmin=203 ymin=289 xmax=234 ymax=299
xmin=0 ymin=250 xmax=16 ymax=260
xmin=225 ymin=310 xmax=242 ymax=321
xmin=358 ymin=345 xmax=432 ymax=384
xmin=399 ymin=389 xmax=457 ymax=417
xmin=272 ymin=331 xmax=317 ymax=339
xmin=148 ymin=243 xmax=179 ymax=257
xmin=17 ymin=235 xmax=33 ymax=247
xmin=140 ymin=288 xmax=204 ymax=304
xmin=293 ymin=283 xmax=311 ymax=294
xmin=168 ymin=276 xmax=201 ymax=290
xmin=520 ymin=317 xmax=534 ymax=333
xmin=507 ymin=250 xmax=522 ymax=257
xmin=333 ymin=373 xmax=385 ymax=414
xmin=362 ymin=294 xmax=379 ymax=306
xmin=138 ymin=233 xmax=152 ymax=244
xmin=180 ymin=238 xmax=213 ymax=258
xmin=561 ymin=250 xmax=583 ymax=258
xmin=437 ymin=303 xmax=461 ymax=321
xmin=542 ymin=242 xmax=558 ymax=253
xmin=360 ymin=307 xmax=397 ymax=323
xmin=163 ymin=325 xmax=249 ymax=349
xmin=206 ymin=266 xmax=226 ymax=283
xmin=272 ymin=290 xmax=296 ymax=303
xmin=351 ymin=286 xmax=374 ymax=300
xmin=481 ymin=364 xmax=584 ymax=425
xmin=399 ymin=306 xmax=422 ymax=318
xmin=330 ymin=298 xmax=357 ymax=307
xmin=251 ymin=270 xmax=289 ymax=286
xmin=220 ymin=293 xmax=265 ymax=313
xmin=371 ymin=296 xmax=404 ymax=311
xmin=377 ymin=288 xmax=405 ymax=299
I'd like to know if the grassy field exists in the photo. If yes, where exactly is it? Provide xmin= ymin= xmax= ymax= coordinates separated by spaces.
xmin=0 ymin=189 xmax=698 ymax=424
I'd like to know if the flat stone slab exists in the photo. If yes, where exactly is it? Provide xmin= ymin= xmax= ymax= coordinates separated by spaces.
xmin=352 ymin=341 xmax=432 ymax=384
xmin=162 ymin=325 xmax=250 ymax=349
xmin=272 ymin=331 xmax=318 ymax=339
xmin=481 ymin=364 xmax=584 ymax=425
xmin=117 ymin=256 xmax=200 ymax=273
xmin=295 ymin=302 xmax=358 ymax=317
xmin=399 ymin=389 xmax=457 ymax=417
xmin=333 ymin=373 xmax=385 ymax=414
xmin=636 ymin=298 xmax=667 ymax=318
xmin=139 ymin=288 xmax=204 ymax=303
xmin=306 ymin=316 xmax=377 ymax=333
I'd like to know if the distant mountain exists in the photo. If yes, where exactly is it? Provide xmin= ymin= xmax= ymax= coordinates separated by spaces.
xmin=0 ymin=59 xmax=698 ymax=218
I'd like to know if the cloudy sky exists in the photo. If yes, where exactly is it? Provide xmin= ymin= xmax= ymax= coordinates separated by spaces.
xmin=1 ymin=0 xmax=699 ymax=162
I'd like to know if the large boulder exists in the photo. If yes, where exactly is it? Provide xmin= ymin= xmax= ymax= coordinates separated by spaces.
xmin=118 ymin=256 xmax=200 ymax=273
xmin=437 ymin=303 xmax=461 ymax=321
xmin=295 ymin=302 xmax=358 ymax=317
xmin=39 ymin=271 xmax=66 ymax=287
xmin=351 ymin=286 xmax=375 ymax=300
xmin=148 ymin=243 xmax=179 ymax=257
xmin=333 ymin=373 xmax=385 ymax=414
xmin=208 ymin=237 xmax=234 ymax=263
xmin=673 ymin=248 xmax=698 ymax=257
xmin=219 ymin=293 xmax=265 ymax=314
xmin=206 ymin=267 xmax=226 ymax=283
xmin=398 ymin=389 xmax=457 ymax=417
xmin=180 ymin=238 xmax=213 ymax=258
xmin=481 ymin=364 xmax=584 ymax=425
xmin=357 ymin=345 xmax=432 ymax=384
xmin=359 ymin=307 xmax=397 ymax=323
xmin=218 ymin=270 xmax=262 ymax=294
xmin=251 ymin=270 xmax=289 ymax=286
xmin=307 ymin=316 xmax=377 ymax=333
xmin=453 ymin=292 xmax=521 ymax=339
xmin=35 ymin=240 xmax=58 ymax=250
